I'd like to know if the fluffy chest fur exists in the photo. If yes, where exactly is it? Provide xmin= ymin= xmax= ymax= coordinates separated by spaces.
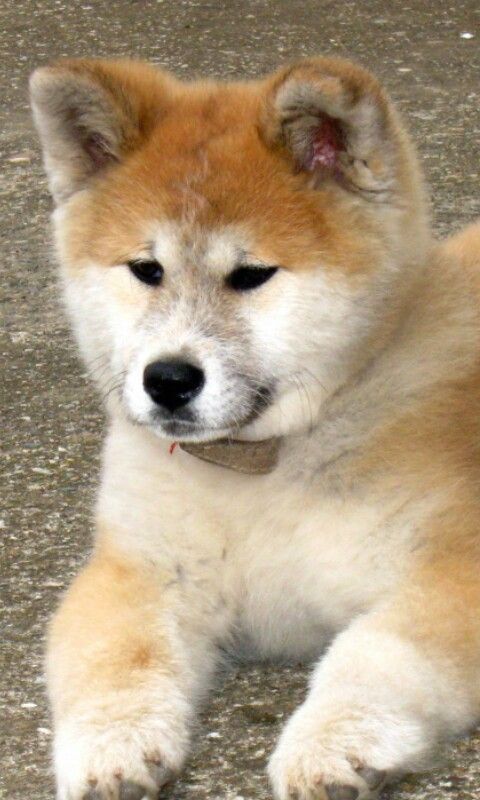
xmin=96 ymin=416 xmax=433 ymax=662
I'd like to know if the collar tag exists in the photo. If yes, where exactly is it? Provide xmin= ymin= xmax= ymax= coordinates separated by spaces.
xmin=179 ymin=438 xmax=280 ymax=474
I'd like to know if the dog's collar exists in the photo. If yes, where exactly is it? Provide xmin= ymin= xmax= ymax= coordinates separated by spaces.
xmin=178 ymin=437 xmax=281 ymax=474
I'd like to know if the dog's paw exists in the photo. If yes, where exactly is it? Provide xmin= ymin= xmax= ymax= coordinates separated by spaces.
xmin=268 ymin=710 xmax=396 ymax=800
xmin=54 ymin=708 xmax=189 ymax=800
xmin=269 ymin=747 xmax=386 ymax=800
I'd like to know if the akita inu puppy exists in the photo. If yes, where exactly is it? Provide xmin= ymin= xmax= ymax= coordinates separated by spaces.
xmin=30 ymin=56 xmax=480 ymax=800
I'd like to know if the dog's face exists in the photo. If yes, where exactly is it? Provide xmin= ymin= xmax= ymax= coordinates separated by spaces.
xmin=31 ymin=58 xmax=428 ymax=441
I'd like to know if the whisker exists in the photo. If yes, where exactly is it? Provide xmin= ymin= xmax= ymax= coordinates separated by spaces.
xmin=100 ymin=380 xmax=125 ymax=404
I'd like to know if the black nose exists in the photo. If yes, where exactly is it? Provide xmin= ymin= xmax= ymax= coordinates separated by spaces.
xmin=143 ymin=360 xmax=205 ymax=412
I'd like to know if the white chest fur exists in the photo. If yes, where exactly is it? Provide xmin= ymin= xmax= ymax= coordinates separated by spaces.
xmin=97 ymin=418 xmax=426 ymax=662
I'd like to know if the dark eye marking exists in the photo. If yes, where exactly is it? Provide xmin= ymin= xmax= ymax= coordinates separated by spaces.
xmin=227 ymin=265 xmax=278 ymax=292
xmin=128 ymin=259 xmax=164 ymax=286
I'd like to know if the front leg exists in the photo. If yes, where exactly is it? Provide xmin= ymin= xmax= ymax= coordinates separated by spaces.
xmin=269 ymin=555 xmax=480 ymax=800
xmin=49 ymin=543 xmax=220 ymax=800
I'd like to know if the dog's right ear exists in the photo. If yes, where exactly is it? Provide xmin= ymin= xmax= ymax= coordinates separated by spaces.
xmin=30 ymin=59 xmax=170 ymax=203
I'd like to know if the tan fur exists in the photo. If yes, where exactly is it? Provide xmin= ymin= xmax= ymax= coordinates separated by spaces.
xmin=30 ymin=57 xmax=479 ymax=800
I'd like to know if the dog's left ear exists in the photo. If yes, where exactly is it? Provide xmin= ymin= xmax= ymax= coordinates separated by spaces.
xmin=262 ymin=57 xmax=407 ymax=200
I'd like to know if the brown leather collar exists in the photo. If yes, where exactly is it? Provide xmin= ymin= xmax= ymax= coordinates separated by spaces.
xmin=179 ymin=437 xmax=281 ymax=474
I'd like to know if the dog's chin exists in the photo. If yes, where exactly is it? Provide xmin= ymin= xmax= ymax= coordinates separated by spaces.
xmin=152 ymin=419 xmax=233 ymax=443
xmin=147 ymin=409 xmax=277 ymax=444
xmin=152 ymin=413 xmax=283 ymax=445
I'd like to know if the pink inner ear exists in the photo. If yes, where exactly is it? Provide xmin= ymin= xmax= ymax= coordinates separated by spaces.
xmin=84 ymin=132 xmax=115 ymax=169
xmin=307 ymin=116 xmax=343 ymax=172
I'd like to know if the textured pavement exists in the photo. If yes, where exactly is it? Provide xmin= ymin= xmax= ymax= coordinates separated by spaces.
xmin=1 ymin=1 xmax=479 ymax=798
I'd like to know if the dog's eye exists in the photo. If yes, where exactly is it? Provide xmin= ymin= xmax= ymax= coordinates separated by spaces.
xmin=227 ymin=266 xmax=278 ymax=291
xmin=128 ymin=259 xmax=164 ymax=286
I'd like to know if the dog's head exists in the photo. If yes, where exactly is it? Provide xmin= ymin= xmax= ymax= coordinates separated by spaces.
xmin=31 ymin=57 xmax=429 ymax=442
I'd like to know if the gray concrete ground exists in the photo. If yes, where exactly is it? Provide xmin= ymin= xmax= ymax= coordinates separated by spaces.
xmin=1 ymin=0 xmax=479 ymax=798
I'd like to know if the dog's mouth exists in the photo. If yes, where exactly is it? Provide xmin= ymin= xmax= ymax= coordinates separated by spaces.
xmin=155 ymin=419 xmax=228 ymax=442
xmin=144 ymin=384 xmax=275 ymax=443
